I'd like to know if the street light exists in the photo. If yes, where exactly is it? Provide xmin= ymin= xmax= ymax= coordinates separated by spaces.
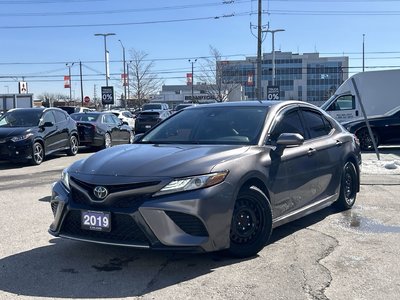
xmin=127 ymin=60 xmax=132 ymax=101
xmin=118 ymin=39 xmax=127 ymax=108
xmin=94 ymin=33 xmax=116 ymax=87
xmin=66 ymin=63 xmax=74 ymax=103
xmin=188 ymin=59 xmax=197 ymax=102
xmin=264 ymin=29 xmax=285 ymax=86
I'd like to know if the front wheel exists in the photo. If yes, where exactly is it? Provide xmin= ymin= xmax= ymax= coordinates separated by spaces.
xmin=334 ymin=161 xmax=358 ymax=210
xmin=129 ymin=131 xmax=134 ymax=144
xmin=227 ymin=187 xmax=272 ymax=258
xmin=356 ymin=128 xmax=379 ymax=151
xmin=31 ymin=142 xmax=44 ymax=165
xmin=66 ymin=135 xmax=79 ymax=156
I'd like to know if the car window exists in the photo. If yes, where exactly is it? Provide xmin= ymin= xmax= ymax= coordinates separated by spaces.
xmin=104 ymin=114 xmax=116 ymax=124
xmin=268 ymin=108 xmax=305 ymax=143
xmin=110 ymin=114 xmax=121 ymax=124
xmin=42 ymin=111 xmax=56 ymax=125
xmin=301 ymin=109 xmax=332 ymax=139
xmin=53 ymin=110 xmax=67 ymax=123
xmin=327 ymin=95 xmax=355 ymax=111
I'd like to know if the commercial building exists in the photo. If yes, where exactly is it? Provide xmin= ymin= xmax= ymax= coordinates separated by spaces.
xmin=218 ymin=52 xmax=349 ymax=105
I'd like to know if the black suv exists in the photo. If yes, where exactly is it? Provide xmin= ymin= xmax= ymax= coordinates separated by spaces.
xmin=135 ymin=110 xmax=171 ymax=134
xmin=0 ymin=107 xmax=79 ymax=165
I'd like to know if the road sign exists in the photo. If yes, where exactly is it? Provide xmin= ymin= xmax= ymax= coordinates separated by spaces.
xmin=267 ymin=86 xmax=280 ymax=100
xmin=84 ymin=96 xmax=90 ymax=103
xmin=101 ymin=86 xmax=114 ymax=105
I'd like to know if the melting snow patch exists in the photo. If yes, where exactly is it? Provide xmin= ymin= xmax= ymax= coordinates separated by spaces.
xmin=384 ymin=161 xmax=399 ymax=170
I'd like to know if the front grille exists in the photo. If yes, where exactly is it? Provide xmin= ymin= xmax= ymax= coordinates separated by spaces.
xmin=165 ymin=211 xmax=209 ymax=237
xmin=60 ymin=210 xmax=149 ymax=244
xmin=71 ymin=177 xmax=160 ymax=194
xmin=70 ymin=177 xmax=160 ymax=209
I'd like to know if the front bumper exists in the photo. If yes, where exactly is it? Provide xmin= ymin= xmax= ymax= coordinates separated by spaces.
xmin=0 ymin=139 xmax=33 ymax=161
xmin=49 ymin=178 xmax=235 ymax=253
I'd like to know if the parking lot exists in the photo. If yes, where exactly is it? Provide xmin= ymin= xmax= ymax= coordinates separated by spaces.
xmin=0 ymin=149 xmax=399 ymax=300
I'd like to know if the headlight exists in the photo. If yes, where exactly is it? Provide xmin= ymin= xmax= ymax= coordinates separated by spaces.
xmin=61 ymin=168 xmax=70 ymax=190
xmin=154 ymin=171 xmax=228 ymax=196
xmin=11 ymin=133 xmax=34 ymax=142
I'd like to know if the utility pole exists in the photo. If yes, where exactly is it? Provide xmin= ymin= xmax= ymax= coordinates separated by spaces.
xmin=118 ymin=39 xmax=127 ymax=108
xmin=80 ymin=61 xmax=84 ymax=106
xmin=256 ymin=0 xmax=262 ymax=99
xmin=362 ymin=34 xmax=365 ymax=72
xmin=189 ymin=59 xmax=197 ymax=102
xmin=66 ymin=63 xmax=74 ymax=103
xmin=94 ymin=33 xmax=116 ymax=87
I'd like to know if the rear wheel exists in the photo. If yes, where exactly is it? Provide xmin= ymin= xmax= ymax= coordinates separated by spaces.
xmin=129 ymin=131 xmax=134 ymax=144
xmin=31 ymin=142 xmax=44 ymax=165
xmin=227 ymin=187 xmax=272 ymax=258
xmin=66 ymin=135 xmax=79 ymax=156
xmin=356 ymin=128 xmax=379 ymax=151
xmin=334 ymin=161 xmax=358 ymax=210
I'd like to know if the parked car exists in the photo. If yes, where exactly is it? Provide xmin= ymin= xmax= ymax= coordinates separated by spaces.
xmin=342 ymin=105 xmax=400 ymax=151
xmin=49 ymin=101 xmax=361 ymax=258
xmin=70 ymin=112 xmax=134 ymax=149
xmin=110 ymin=110 xmax=136 ymax=130
xmin=58 ymin=106 xmax=92 ymax=115
xmin=173 ymin=103 xmax=197 ymax=113
xmin=134 ymin=110 xmax=171 ymax=134
xmin=0 ymin=107 xmax=79 ymax=165
xmin=141 ymin=102 xmax=169 ymax=111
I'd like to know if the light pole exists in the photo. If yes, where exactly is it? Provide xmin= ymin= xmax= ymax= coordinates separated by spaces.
xmin=127 ymin=60 xmax=132 ymax=102
xmin=94 ymin=33 xmax=116 ymax=87
xmin=188 ymin=59 xmax=197 ymax=102
xmin=118 ymin=39 xmax=127 ymax=108
xmin=66 ymin=63 xmax=74 ymax=103
xmin=264 ymin=29 xmax=285 ymax=86
xmin=362 ymin=33 xmax=365 ymax=72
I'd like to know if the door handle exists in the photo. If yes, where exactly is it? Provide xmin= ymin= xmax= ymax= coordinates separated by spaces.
xmin=307 ymin=148 xmax=316 ymax=156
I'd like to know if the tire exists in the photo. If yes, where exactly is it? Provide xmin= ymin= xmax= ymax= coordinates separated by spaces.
xmin=334 ymin=161 xmax=358 ymax=210
xmin=356 ymin=128 xmax=379 ymax=151
xmin=31 ymin=142 xmax=44 ymax=165
xmin=227 ymin=187 xmax=272 ymax=258
xmin=66 ymin=135 xmax=79 ymax=156
xmin=103 ymin=133 xmax=112 ymax=149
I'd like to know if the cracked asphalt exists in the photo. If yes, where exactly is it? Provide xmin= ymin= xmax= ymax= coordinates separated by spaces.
xmin=0 ymin=149 xmax=399 ymax=300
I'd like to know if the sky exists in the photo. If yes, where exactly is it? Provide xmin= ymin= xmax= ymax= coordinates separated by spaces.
xmin=1 ymin=0 xmax=400 ymax=100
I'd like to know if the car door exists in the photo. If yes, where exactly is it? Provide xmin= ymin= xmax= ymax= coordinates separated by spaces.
xmin=266 ymin=106 xmax=320 ymax=218
xmin=103 ymin=114 xmax=121 ymax=144
xmin=40 ymin=111 xmax=58 ymax=153
xmin=379 ymin=110 xmax=400 ymax=145
xmin=53 ymin=110 xmax=70 ymax=149
xmin=299 ymin=108 xmax=343 ymax=206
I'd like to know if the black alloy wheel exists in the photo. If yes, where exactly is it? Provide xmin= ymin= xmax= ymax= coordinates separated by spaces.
xmin=228 ymin=187 xmax=272 ymax=258
xmin=66 ymin=135 xmax=79 ymax=156
xmin=31 ymin=142 xmax=44 ymax=165
xmin=356 ymin=128 xmax=379 ymax=151
xmin=334 ymin=161 xmax=358 ymax=210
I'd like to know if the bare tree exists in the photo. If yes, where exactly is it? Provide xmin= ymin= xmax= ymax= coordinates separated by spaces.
xmin=128 ymin=49 xmax=164 ymax=108
xmin=197 ymin=46 xmax=242 ymax=102
xmin=37 ymin=92 xmax=70 ymax=107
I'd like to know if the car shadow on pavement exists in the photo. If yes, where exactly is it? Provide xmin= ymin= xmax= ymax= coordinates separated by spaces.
xmin=0 ymin=205 xmax=340 ymax=299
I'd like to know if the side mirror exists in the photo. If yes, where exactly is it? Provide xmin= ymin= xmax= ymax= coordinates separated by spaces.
xmin=122 ymin=121 xmax=128 ymax=126
xmin=133 ymin=133 xmax=144 ymax=143
xmin=41 ymin=121 xmax=54 ymax=128
xmin=273 ymin=133 xmax=304 ymax=156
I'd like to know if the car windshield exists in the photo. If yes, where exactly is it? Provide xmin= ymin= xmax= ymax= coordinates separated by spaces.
xmin=0 ymin=110 xmax=42 ymax=127
xmin=70 ymin=113 xmax=100 ymax=122
xmin=140 ymin=106 xmax=268 ymax=145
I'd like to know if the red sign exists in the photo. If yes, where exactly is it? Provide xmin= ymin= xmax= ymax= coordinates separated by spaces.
xmin=186 ymin=73 xmax=193 ymax=86
xmin=64 ymin=76 xmax=70 ymax=88
xmin=121 ymin=73 xmax=128 ymax=87
xmin=84 ymin=96 xmax=90 ymax=103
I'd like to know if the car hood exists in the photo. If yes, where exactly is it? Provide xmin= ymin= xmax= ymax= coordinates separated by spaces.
xmin=72 ymin=144 xmax=251 ymax=178
xmin=0 ymin=127 xmax=33 ymax=138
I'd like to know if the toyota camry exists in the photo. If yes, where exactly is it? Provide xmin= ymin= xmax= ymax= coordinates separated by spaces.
xmin=49 ymin=101 xmax=361 ymax=258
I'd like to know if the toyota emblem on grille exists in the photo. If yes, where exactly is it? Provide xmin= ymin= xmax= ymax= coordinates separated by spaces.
xmin=93 ymin=186 xmax=108 ymax=199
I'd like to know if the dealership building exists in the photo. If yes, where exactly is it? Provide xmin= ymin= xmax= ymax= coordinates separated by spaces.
xmin=153 ymin=52 xmax=349 ymax=107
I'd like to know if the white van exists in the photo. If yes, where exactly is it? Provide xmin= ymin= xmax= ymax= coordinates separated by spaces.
xmin=321 ymin=69 xmax=400 ymax=123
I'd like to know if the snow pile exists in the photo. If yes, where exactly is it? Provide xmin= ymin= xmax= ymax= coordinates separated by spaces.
xmin=361 ymin=159 xmax=400 ymax=175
